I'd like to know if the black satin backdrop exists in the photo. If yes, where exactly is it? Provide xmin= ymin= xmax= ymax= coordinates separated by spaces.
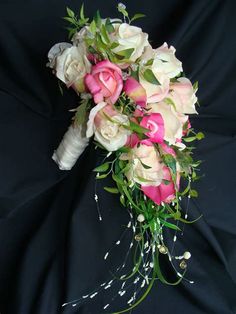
xmin=0 ymin=0 xmax=236 ymax=313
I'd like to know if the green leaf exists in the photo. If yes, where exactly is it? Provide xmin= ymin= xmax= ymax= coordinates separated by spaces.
xmin=80 ymin=3 xmax=85 ymax=20
xmin=139 ymin=160 xmax=152 ymax=169
xmin=162 ymin=179 xmax=171 ymax=185
xmin=163 ymin=154 xmax=177 ymax=174
xmin=87 ymin=42 xmax=96 ymax=51
xmin=105 ymin=18 xmax=115 ymax=33
xmin=117 ymin=146 xmax=130 ymax=153
xmin=130 ymin=67 xmax=139 ymax=81
xmin=74 ymin=101 xmax=88 ymax=126
xmin=94 ymin=10 xmax=102 ymax=27
xmin=159 ymin=218 xmax=181 ymax=231
xmin=89 ymin=20 xmax=97 ymax=34
xmin=68 ymin=28 xmax=76 ymax=39
xmin=136 ymin=176 xmax=154 ymax=183
xmin=196 ymin=132 xmax=205 ymax=140
xmin=143 ymin=69 xmax=160 ymax=85
xmin=145 ymin=58 xmax=154 ymax=66
xmin=174 ymin=211 xmax=181 ymax=219
xmin=120 ymin=194 xmax=126 ymax=206
xmin=110 ymin=42 xmax=119 ymax=49
xmin=130 ymin=13 xmax=146 ymax=22
xmin=193 ymin=81 xmax=198 ymax=91
xmin=66 ymin=7 xmax=75 ymax=18
xmin=190 ymin=189 xmax=198 ymax=197
xmin=176 ymin=150 xmax=193 ymax=173
xmin=96 ymin=173 xmax=109 ymax=179
xmin=104 ymin=187 xmax=119 ymax=194
xmin=101 ymin=24 xmax=110 ymax=44
xmin=93 ymin=162 xmax=110 ymax=173
xmin=183 ymin=136 xmax=197 ymax=142
xmin=63 ymin=17 xmax=76 ymax=24
xmin=96 ymin=33 xmax=107 ymax=51
xmin=164 ymin=97 xmax=177 ymax=110
xmin=115 ymin=48 xmax=134 ymax=59
xmin=128 ymin=120 xmax=149 ymax=134
xmin=112 ymin=173 xmax=124 ymax=185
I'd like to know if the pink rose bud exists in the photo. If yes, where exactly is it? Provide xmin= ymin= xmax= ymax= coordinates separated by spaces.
xmin=126 ymin=133 xmax=140 ymax=148
xmin=85 ymin=60 xmax=123 ymax=104
xmin=160 ymin=142 xmax=176 ymax=157
xmin=123 ymin=77 xmax=147 ymax=107
xmin=141 ymin=166 xmax=180 ymax=205
xmin=140 ymin=113 xmax=165 ymax=143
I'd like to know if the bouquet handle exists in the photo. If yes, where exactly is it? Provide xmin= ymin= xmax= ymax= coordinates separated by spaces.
xmin=52 ymin=124 xmax=89 ymax=170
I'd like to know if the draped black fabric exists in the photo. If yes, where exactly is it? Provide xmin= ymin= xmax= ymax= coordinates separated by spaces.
xmin=0 ymin=0 xmax=236 ymax=313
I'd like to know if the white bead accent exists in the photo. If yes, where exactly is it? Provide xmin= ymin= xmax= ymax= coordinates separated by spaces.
xmin=137 ymin=214 xmax=145 ymax=222
xmin=183 ymin=251 xmax=191 ymax=260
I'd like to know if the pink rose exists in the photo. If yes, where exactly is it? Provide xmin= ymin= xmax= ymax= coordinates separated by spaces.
xmin=85 ymin=60 xmax=123 ymax=104
xmin=142 ymin=166 xmax=180 ymax=205
xmin=140 ymin=113 xmax=165 ymax=143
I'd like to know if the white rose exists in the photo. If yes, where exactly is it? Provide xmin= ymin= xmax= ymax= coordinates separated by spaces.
xmin=148 ymin=102 xmax=187 ymax=146
xmin=152 ymin=43 xmax=182 ymax=79
xmin=86 ymin=102 xmax=130 ymax=151
xmin=53 ymin=43 xmax=91 ymax=93
xmin=120 ymin=142 xmax=164 ymax=186
xmin=112 ymin=23 xmax=149 ymax=62
xmin=47 ymin=42 xmax=72 ymax=68
xmin=169 ymin=77 xmax=198 ymax=114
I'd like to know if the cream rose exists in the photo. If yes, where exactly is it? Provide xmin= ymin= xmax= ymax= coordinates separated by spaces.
xmin=86 ymin=102 xmax=130 ymax=151
xmin=153 ymin=43 xmax=182 ymax=78
xmin=139 ymin=43 xmax=182 ymax=103
xmin=112 ymin=23 xmax=149 ymax=62
xmin=168 ymin=77 xmax=198 ymax=114
xmin=148 ymin=102 xmax=187 ymax=145
xmin=53 ymin=43 xmax=91 ymax=93
xmin=120 ymin=141 xmax=164 ymax=186
xmin=139 ymin=69 xmax=170 ymax=103
xmin=141 ymin=43 xmax=182 ymax=78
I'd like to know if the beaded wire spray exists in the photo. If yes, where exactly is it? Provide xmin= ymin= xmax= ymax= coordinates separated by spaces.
xmin=62 ymin=155 xmax=194 ymax=313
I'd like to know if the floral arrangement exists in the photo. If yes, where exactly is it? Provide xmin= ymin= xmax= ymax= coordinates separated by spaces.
xmin=47 ymin=3 xmax=203 ymax=313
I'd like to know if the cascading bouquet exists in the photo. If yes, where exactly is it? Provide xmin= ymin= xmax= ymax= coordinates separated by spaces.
xmin=47 ymin=3 xmax=204 ymax=313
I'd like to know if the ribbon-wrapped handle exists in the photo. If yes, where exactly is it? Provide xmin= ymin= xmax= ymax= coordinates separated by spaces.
xmin=52 ymin=124 xmax=89 ymax=170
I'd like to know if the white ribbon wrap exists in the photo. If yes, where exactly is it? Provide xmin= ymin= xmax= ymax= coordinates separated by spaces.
xmin=52 ymin=124 xmax=89 ymax=170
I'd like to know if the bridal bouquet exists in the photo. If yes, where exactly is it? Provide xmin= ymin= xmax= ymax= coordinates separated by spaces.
xmin=48 ymin=3 xmax=203 ymax=313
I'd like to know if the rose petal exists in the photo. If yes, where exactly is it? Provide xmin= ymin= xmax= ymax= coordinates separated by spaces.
xmin=109 ymin=72 xmax=123 ymax=104
xmin=124 ymin=77 xmax=147 ymax=107
xmin=86 ymin=102 xmax=107 ymax=138
xmin=84 ymin=74 xmax=101 ymax=94
xmin=140 ymin=113 xmax=164 ymax=143
xmin=92 ymin=60 xmax=122 ymax=76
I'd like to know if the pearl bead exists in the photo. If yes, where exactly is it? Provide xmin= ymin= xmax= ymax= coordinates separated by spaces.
xmin=137 ymin=214 xmax=145 ymax=223
xmin=183 ymin=251 xmax=191 ymax=260
xmin=159 ymin=245 xmax=168 ymax=254
xmin=135 ymin=234 xmax=142 ymax=242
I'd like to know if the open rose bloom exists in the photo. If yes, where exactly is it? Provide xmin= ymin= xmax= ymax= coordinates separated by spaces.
xmin=48 ymin=5 xmax=202 ymax=310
